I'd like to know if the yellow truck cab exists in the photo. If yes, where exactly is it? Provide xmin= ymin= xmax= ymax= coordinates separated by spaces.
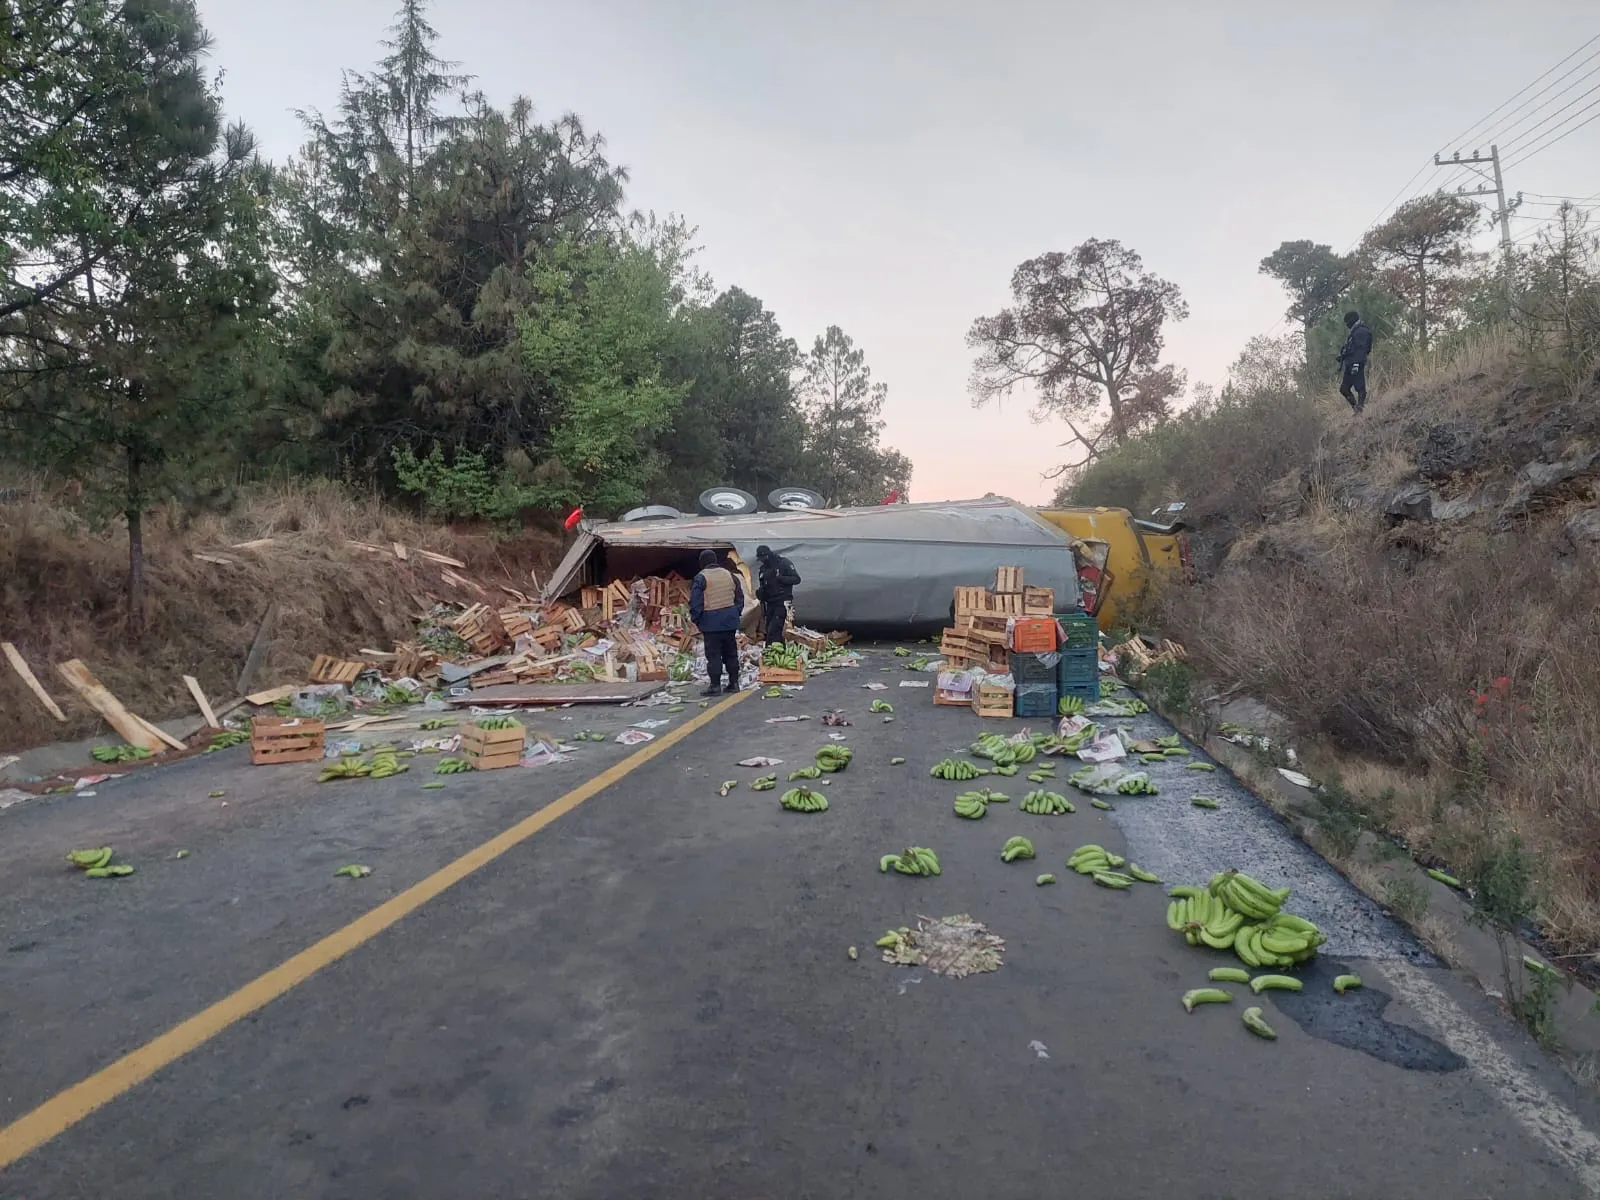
xmin=1034 ymin=503 xmax=1189 ymax=630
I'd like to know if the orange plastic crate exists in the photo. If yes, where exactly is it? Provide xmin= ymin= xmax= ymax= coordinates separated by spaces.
xmin=1009 ymin=617 xmax=1057 ymax=653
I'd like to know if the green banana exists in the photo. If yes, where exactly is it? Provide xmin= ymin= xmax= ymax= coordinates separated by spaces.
xmin=1333 ymin=974 xmax=1363 ymax=994
xmin=1092 ymin=871 xmax=1134 ymax=889
xmin=1209 ymin=967 xmax=1251 ymax=984
xmin=751 ymin=774 xmax=778 ymax=791
xmin=67 ymin=847 xmax=114 ymax=870
xmin=1427 ymin=868 xmax=1462 ymax=888
xmin=1000 ymin=836 xmax=1036 ymax=862
xmin=473 ymin=716 xmax=521 ymax=731
xmin=1186 ymin=761 xmax=1217 ymax=771
xmin=1241 ymin=1006 xmax=1278 ymax=1039
xmin=1036 ymin=873 xmax=1057 ymax=886
xmin=890 ymin=757 xmax=906 ymax=766
xmin=1250 ymin=975 xmax=1304 ymax=994
xmin=1090 ymin=798 xmax=1113 ymax=811
xmin=1126 ymin=863 xmax=1162 ymax=884
xmin=816 ymin=746 xmax=855 ymax=773
xmin=789 ymin=765 xmax=823 ymax=780
xmin=434 ymin=757 xmax=471 ymax=774
xmin=334 ymin=864 xmax=372 ymax=878
xmin=780 ymin=787 xmax=828 ymax=813
xmin=954 ymin=792 xmax=988 ymax=819
xmin=1190 ymin=796 xmax=1221 ymax=809
xmin=882 ymin=846 xmax=941 ymax=876
xmin=1182 ymin=988 xmax=1233 ymax=1012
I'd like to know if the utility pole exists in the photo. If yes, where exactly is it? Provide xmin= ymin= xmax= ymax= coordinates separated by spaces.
xmin=1434 ymin=144 xmax=1522 ymax=256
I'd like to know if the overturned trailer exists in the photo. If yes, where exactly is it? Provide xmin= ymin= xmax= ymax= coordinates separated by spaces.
xmin=542 ymin=499 xmax=1083 ymax=629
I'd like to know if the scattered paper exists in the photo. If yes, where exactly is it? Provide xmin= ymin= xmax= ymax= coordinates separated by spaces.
xmin=898 ymin=680 xmax=930 ymax=688
xmin=1028 ymin=1040 xmax=1051 ymax=1060
xmin=615 ymin=729 xmax=655 ymax=745
xmin=631 ymin=719 xmax=671 ymax=730
xmin=1278 ymin=768 xmax=1314 ymax=788
xmin=74 ymin=774 xmax=114 ymax=789
xmin=827 ymin=732 xmax=848 ymax=741
xmin=863 ymin=683 xmax=889 ymax=691
xmin=0 ymin=788 xmax=33 ymax=810
xmin=737 ymin=756 xmax=783 ymax=768
xmin=765 ymin=716 xmax=810 ymax=724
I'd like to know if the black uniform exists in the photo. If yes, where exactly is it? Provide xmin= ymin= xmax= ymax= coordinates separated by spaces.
xmin=1337 ymin=318 xmax=1373 ymax=411
xmin=755 ymin=547 xmax=802 ymax=645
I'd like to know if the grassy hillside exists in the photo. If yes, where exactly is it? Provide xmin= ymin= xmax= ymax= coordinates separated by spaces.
xmin=1069 ymin=336 xmax=1600 ymax=952
xmin=0 ymin=478 xmax=562 ymax=754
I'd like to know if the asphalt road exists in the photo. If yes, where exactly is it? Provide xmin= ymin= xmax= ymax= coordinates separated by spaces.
xmin=4 ymin=649 xmax=1600 ymax=1198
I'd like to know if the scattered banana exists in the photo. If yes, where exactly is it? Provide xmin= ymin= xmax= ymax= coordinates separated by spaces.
xmin=334 ymin=864 xmax=372 ymax=878
xmin=763 ymin=686 xmax=784 ymax=699
xmin=1164 ymin=871 xmax=1326 ymax=969
xmin=815 ymin=746 xmax=854 ymax=773
xmin=717 ymin=779 xmax=739 ymax=796
xmin=1090 ymin=799 xmax=1113 ymax=811
xmin=1126 ymin=863 xmax=1162 ymax=883
xmin=1186 ymin=762 xmax=1218 ymax=772
xmin=1241 ymin=1006 xmax=1278 ymax=1040
xmin=751 ymin=774 xmax=778 ymax=791
xmin=319 ymin=756 xmax=373 ymax=782
xmin=880 ymin=846 xmax=942 ymax=876
xmin=780 ymin=786 xmax=828 ymax=813
xmin=67 ymin=847 xmax=114 ymax=871
xmin=929 ymin=758 xmax=985 ymax=781
xmin=869 ymin=700 xmax=894 ymax=714
xmin=83 ymin=864 xmax=134 ymax=877
xmin=890 ymin=757 xmax=906 ymax=766
xmin=419 ymin=718 xmax=452 ymax=731
xmin=1182 ymin=988 xmax=1233 ymax=1012
xmin=953 ymin=791 xmax=989 ymax=819
xmin=789 ymin=765 xmax=823 ymax=780
xmin=1068 ymin=844 xmax=1110 ymax=873
xmin=1426 ymin=868 xmax=1462 ymax=888
xmin=367 ymin=750 xmax=408 ymax=779
xmin=893 ymin=647 xmax=911 ymax=657
xmin=1115 ymin=773 xmax=1157 ymax=795
xmin=1333 ymin=974 xmax=1363 ymax=994
xmin=1021 ymin=789 xmax=1074 ymax=815
xmin=205 ymin=729 xmax=249 ymax=752
xmin=1250 ymin=974 xmax=1304 ymax=994
xmin=1190 ymin=796 xmax=1221 ymax=809
xmin=434 ymin=757 xmax=471 ymax=774
xmin=1209 ymin=967 xmax=1251 ymax=984
xmin=1036 ymin=873 xmax=1057 ymax=886
xmin=1093 ymin=871 xmax=1135 ymax=889
xmin=92 ymin=744 xmax=153 ymax=763
xmin=1058 ymin=695 xmax=1085 ymax=716
xmin=1140 ymin=753 xmax=1167 ymax=765
xmin=1000 ymin=836 xmax=1036 ymax=863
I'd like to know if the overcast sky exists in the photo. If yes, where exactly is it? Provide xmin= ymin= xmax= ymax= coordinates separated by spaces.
xmin=201 ymin=0 xmax=1600 ymax=505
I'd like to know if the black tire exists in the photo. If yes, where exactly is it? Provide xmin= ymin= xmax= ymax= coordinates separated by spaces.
xmin=620 ymin=504 xmax=683 ymax=523
xmin=766 ymin=486 xmax=826 ymax=511
xmin=696 ymin=486 xmax=759 ymax=516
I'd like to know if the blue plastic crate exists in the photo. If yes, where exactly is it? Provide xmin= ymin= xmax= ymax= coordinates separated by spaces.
xmin=1057 ymin=679 xmax=1101 ymax=705
xmin=1057 ymin=647 xmax=1099 ymax=687
xmin=1009 ymin=651 xmax=1060 ymax=685
xmin=1014 ymin=682 xmax=1059 ymax=719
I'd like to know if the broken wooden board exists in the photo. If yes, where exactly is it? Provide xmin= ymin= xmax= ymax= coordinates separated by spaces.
xmin=415 ymin=548 xmax=467 ymax=569
xmin=3 ymin=641 xmax=67 ymax=721
xmin=183 ymin=674 xmax=219 ymax=728
xmin=53 ymin=659 xmax=166 ymax=751
xmin=446 ymin=681 xmax=666 ymax=707
xmin=244 ymin=683 xmax=297 ymax=707
xmin=192 ymin=552 xmax=240 ymax=566
xmin=133 ymin=712 xmax=188 ymax=752
xmin=308 ymin=654 xmax=364 ymax=685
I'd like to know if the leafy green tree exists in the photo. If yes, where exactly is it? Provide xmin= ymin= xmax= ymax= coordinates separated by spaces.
xmin=1 ymin=0 xmax=275 ymax=628
xmin=1258 ymin=240 xmax=1351 ymax=345
xmin=1358 ymin=192 xmax=1482 ymax=352
xmin=967 ymin=239 xmax=1188 ymax=465
xmin=797 ymin=325 xmax=910 ymax=506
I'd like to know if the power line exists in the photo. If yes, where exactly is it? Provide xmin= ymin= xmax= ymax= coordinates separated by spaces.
xmin=1504 ymin=96 xmax=1600 ymax=168
xmin=1498 ymin=78 xmax=1600 ymax=159
xmin=1434 ymin=34 xmax=1600 ymax=153
xmin=1475 ymin=58 xmax=1600 ymax=155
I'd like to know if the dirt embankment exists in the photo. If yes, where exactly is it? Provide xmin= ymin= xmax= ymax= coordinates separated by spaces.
xmin=1158 ymin=343 xmax=1600 ymax=951
xmin=0 ymin=480 xmax=565 ymax=754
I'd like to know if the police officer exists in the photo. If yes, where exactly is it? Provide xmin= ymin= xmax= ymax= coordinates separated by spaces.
xmin=754 ymin=544 xmax=801 ymax=647
xmin=1337 ymin=310 xmax=1373 ymax=413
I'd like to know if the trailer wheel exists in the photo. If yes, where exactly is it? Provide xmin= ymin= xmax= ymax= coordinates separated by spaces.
xmin=620 ymin=505 xmax=683 ymax=522
xmin=766 ymin=486 xmax=826 ymax=511
xmin=696 ymin=486 xmax=759 ymax=516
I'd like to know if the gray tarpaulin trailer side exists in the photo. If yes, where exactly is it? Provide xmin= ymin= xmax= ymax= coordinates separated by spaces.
xmin=541 ymin=499 xmax=1082 ymax=627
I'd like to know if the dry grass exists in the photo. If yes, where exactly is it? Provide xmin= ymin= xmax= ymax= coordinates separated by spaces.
xmin=0 ymin=478 xmax=564 ymax=753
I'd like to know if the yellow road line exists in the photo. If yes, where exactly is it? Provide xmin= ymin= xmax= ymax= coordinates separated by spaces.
xmin=0 ymin=690 xmax=751 ymax=1172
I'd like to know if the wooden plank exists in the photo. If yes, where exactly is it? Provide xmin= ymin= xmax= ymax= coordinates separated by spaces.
xmin=231 ymin=538 xmax=277 ymax=552
xmin=445 ymin=681 xmax=665 ymax=706
xmin=245 ymin=683 xmax=297 ymax=706
xmin=236 ymin=601 xmax=278 ymax=696
xmin=132 ymin=712 xmax=188 ymax=752
xmin=3 ymin=642 xmax=68 ymax=721
xmin=415 ymin=548 xmax=467 ymax=569
xmin=392 ymin=541 xmax=409 ymax=561
xmin=53 ymin=659 xmax=166 ymax=751
xmin=183 ymin=674 xmax=219 ymax=728
xmin=192 ymin=552 xmax=239 ymax=566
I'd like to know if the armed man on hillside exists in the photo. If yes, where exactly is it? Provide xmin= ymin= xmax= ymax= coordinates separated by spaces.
xmin=754 ymin=544 xmax=802 ymax=647
xmin=690 ymin=548 xmax=745 ymax=697
xmin=1337 ymin=310 xmax=1374 ymax=413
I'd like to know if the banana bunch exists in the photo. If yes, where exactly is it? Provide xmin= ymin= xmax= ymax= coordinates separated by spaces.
xmin=1165 ymin=872 xmax=1325 ymax=967
xmin=474 ymin=716 xmax=522 ymax=731
xmin=780 ymin=786 xmax=828 ymax=813
xmin=1068 ymin=843 xmax=1131 ymax=886
xmin=1209 ymin=869 xmax=1290 ymax=920
xmin=1021 ymin=789 xmax=1074 ymax=815
xmin=953 ymin=790 xmax=992 ymax=819
xmin=1099 ymin=678 xmax=1122 ymax=697
xmin=893 ymin=647 xmax=911 ymax=657
xmin=751 ymin=774 xmax=778 ymax=791
xmin=880 ymin=846 xmax=941 ymax=876
xmin=1234 ymin=915 xmax=1325 ymax=969
xmin=419 ymin=718 xmax=452 ymax=731
xmin=1000 ymin=836 xmax=1036 ymax=863
xmin=1058 ymin=727 xmax=1097 ymax=754
xmin=1058 ymin=695 xmax=1086 ymax=716
xmin=92 ymin=744 xmax=153 ymax=764
xmin=970 ymin=733 xmax=1018 ymax=765
xmin=1025 ymin=765 xmax=1057 ymax=784
xmin=434 ymin=757 xmax=471 ymax=774
xmin=205 ymin=729 xmax=249 ymax=752
xmin=318 ymin=756 xmax=374 ymax=783
xmin=763 ymin=643 xmax=804 ymax=668
xmin=789 ymin=765 xmax=823 ymax=780
xmin=763 ymin=686 xmax=785 ymax=699
xmin=929 ymin=758 xmax=984 ymax=781
xmin=368 ymin=750 xmax=408 ymax=779
xmin=1167 ymin=885 xmax=1246 ymax=948
xmin=1155 ymin=734 xmax=1182 ymax=750
xmin=815 ymin=745 xmax=854 ymax=773
xmin=869 ymin=700 xmax=894 ymax=713
xmin=908 ymin=657 xmax=929 ymax=670
xmin=1116 ymin=773 xmax=1157 ymax=795
xmin=66 ymin=846 xmax=133 ymax=877
xmin=875 ymin=926 xmax=913 ymax=951
xmin=1011 ymin=741 xmax=1037 ymax=764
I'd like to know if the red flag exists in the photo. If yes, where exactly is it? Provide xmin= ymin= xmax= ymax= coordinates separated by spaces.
xmin=881 ymin=490 xmax=899 ymax=505
xmin=563 ymin=506 xmax=584 ymax=530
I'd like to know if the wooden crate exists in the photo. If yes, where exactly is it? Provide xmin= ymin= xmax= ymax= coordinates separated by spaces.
xmin=579 ymin=585 xmax=604 ymax=611
xmin=602 ymin=579 xmax=632 ymax=622
xmin=1022 ymin=586 xmax=1055 ymax=615
xmin=972 ymin=682 xmax=1014 ymax=718
xmin=630 ymin=644 xmax=668 ymax=682
xmin=250 ymin=716 xmax=326 ymax=765
xmin=758 ymin=665 xmax=806 ymax=684
xmin=392 ymin=642 xmax=438 ymax=681
xmin=953 ymin=585 xmax=989 ymax=615
xmin=499 ymin=608 xmax=533 ymax=640
xmin=964 ymin=613 xmax=1011 ymax=636
xmin=994 ymin=566 xmax=1024 ymax=594
xmin=451 ymin=604 xmax=509 ymax=655
xmin=991 ymin=592 xmax=1023 ymax=616
xmin=460 ymin=720 xmax=526 ymax=770
xmin=308 ymin=654 xmax=363 ymax=685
